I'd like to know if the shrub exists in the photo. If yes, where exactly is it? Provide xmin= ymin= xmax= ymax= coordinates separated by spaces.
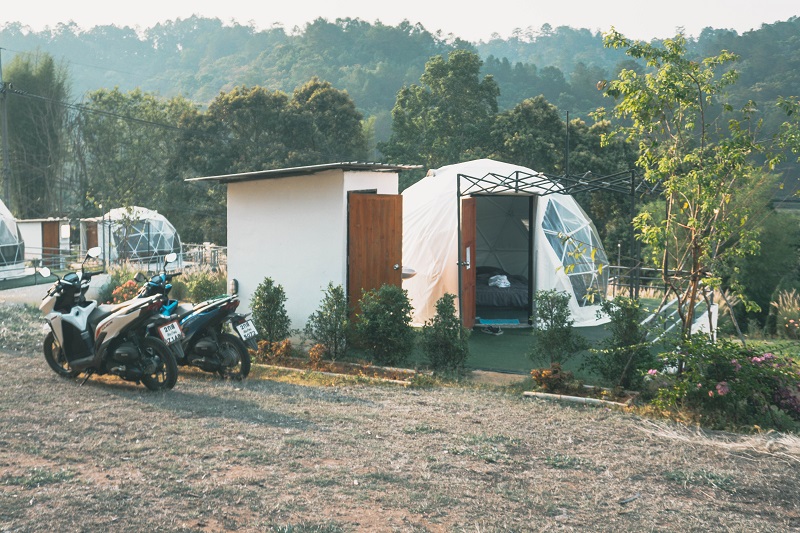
xmin=584 ymin=297 xmax=658 ymax=390
xmin=354 ymin=284 xmax=414 ymax=367
xmin=772 ymin=290 xmax=800 ymax=340
xmin=98 ymin=262 xmax=140 ymax=303
xmin=530 ymin=363 xmax=580 ymax=394
xmin=251 ymin=277 xmax=292 ymax=344
xmin=528 ymin=289 xmax=589 ymax=366
xmin=650 ymin=335 xmax=800 ymax=430
xmin=111 ymin=280 xmax=140 ymax=304
xmin=304 ymin=283 xmax=349 ymax=361
xmin=308 ymin=343 xmax=326 ymax=368
xmin=420 ymin=293 xmax=470 ymax=374
xmin=174 ymin=266 xmax=227 ymax=303
xmin=254 ymin=339 xmax=293 ymax=363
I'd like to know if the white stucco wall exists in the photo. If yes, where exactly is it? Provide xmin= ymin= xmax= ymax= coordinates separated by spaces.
xmin=17 ymin=220 xmax=71 ymax=260
xmin=17 ymin=222 xmax=42 ymax=260
xmin=227 ymin=169 xmax=398 ymax=330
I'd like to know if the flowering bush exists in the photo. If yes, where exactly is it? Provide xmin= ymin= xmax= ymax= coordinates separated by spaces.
xmin=784 ymin=318 xmax=800 ymax=340
xmin=650 ymin=335 xmax=800 ymax=429
xmin=111 ymin=279 xmax=140 ymax=303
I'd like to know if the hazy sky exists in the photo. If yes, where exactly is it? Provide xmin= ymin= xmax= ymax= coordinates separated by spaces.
xmin=2 ymin=0 xmax=797 ymax=42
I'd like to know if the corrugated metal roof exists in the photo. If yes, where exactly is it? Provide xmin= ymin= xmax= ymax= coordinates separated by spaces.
xmin=185 ymin=161 xmax=422 ymax=184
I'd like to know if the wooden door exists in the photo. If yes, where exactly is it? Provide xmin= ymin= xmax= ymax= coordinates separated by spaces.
xmin=42 ymin=221 xmax=60 ymax=268
xmin=460 ymin=197 xmax=477 ymax=329
xmin=347 ymin=193 xmax=403 ymax=315
xmin=86 ymin=222 xmax=98 ymax=249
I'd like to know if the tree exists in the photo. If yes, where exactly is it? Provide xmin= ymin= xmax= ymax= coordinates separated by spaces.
xmin=379 ymin=49 xmax=499 ymax=182
xmin=3 ymin=51 xmax=70 ymax=217
xmin=599 ymin=30 xmax=799 ymax=338
xmin=291 ymin=77 xmax=368 ymax=163
xmin=77 ymin=88 xmax=195 ymax=220
xmin=489 ymin=95 xmax=564 ymax=173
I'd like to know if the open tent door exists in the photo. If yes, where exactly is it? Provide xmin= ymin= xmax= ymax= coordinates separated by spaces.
xmin=460 ymin=197 xmax=476 ymax=328
xmin=347 ymin=193 xmax=403 ymax=315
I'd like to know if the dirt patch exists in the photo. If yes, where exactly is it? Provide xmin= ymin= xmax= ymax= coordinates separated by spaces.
xmin=2 ymin=346 xmax=800 ymax=532
xmin=258 ymin=356 xmax=422 ymax=384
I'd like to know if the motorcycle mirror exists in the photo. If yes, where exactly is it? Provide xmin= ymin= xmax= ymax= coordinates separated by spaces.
xmin=39 ymin=267 xmax=51 ymax=278
xmin=165 ymin=252 xmax=178 ymax=264
xmin=134 ymin=272 xmax=147 ymax=283
xmin=86 ymin=246 xmax=102 ymax=259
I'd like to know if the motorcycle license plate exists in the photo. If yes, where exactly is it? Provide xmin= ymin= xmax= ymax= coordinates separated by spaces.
xmin=235 ymin=320 xmax=258 ymax=340
xmin=158 ymin=321 xmax=183 ymax=345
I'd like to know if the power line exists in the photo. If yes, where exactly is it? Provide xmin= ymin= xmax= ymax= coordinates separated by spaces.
xmin=5 ymin=85 xmax=184 ymax=132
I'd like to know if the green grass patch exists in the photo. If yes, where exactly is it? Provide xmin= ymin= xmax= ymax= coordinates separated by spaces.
xmin=663 ymin=469 xmax=735 ymax=492
xmin=463 ymin=325 xmax=610 ymax=379
xmin=1 ymin=467 xmax=75 ymax=489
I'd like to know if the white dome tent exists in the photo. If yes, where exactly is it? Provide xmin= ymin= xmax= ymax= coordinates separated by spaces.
xmin=402 ymin=159 xmax=609 ymax=328
xmin=0 ymin=198 xmax=26 ymax=279
xmin=95 ymin=206 xmax=182 ymax=267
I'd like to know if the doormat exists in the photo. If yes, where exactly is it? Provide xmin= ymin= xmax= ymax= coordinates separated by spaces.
xmin=476 ymin=318 xmax=520 ymax=325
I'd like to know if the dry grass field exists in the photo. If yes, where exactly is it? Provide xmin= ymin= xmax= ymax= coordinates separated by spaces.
xmin=1 ymin=302 xmax=799 ymax=532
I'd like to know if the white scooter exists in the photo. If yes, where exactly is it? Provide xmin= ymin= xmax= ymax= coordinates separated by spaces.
xmin=39 ymin=247 xmax=180 ymax=391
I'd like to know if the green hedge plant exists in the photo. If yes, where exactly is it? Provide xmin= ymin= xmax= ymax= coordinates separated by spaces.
xmin=421 ymin=293 xmax=470 ymax=374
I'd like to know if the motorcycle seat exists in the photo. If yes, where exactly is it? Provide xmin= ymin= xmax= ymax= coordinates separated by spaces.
xmin=176 ymin=302 xmax=195 ymax=317
xmin=93 ymin=302 xmax=134 ymax=322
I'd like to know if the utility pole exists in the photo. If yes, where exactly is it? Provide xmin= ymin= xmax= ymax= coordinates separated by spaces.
xmin=0 ymin=48 xmax=11 ymax=206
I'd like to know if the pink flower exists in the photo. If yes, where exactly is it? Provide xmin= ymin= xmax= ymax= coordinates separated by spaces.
xmin=708 ymin=390 xmax=714 ymax=397
xmin=647 ymin=369 xmax=658 ymax=376
xmin=731 ymin=359 xmax=742 ymax=372
xmin=715 ymin=381 xmax=730 ymax=396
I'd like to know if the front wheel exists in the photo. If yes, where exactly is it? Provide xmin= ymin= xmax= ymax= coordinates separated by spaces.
xmin=43 ymin=331 xmax=79 ymax=378
xmin=140 ymin=337 xmax=178 ymax=391
xmin=218 ymin=333 xmax=251 ymax=380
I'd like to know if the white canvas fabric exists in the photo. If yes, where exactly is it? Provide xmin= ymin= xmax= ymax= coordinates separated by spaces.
xmin=402 ymin=159 xmax=609 ymax=327
xmin=0 ymin=198 xmax=25 ymax=269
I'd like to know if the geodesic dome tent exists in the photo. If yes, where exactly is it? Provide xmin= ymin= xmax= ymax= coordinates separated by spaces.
xmin=402 ymin=159 xmax=609 ymax=327
xmin=0 ymin=198 xmax=25 ymax=277
xmin=96 ymin=206 xmax=182 ymax=266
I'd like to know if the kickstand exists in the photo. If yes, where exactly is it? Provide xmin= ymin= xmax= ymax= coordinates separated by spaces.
xmin=79 ymin=370 xmax=94 ymax=386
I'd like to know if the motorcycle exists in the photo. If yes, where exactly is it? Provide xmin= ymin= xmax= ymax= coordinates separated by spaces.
xmin=39 ymin=247 xmax=180 ymax=391
xmin=135 ymin=254 xmax=256 ymax=379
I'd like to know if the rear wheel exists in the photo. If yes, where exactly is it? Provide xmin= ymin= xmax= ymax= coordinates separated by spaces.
xmin=43 ymin=332 xmax=79 ymax=378
xmin=140 ymin=337 xmax=178 ymax=391
xmin=218 ymin=333 xmax=251 ymax=380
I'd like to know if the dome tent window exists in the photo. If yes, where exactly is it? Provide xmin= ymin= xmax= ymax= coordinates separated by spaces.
xmin=542 ymin=197 xmax=609 ymax=306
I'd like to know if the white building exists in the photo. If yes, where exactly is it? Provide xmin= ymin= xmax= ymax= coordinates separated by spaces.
xmin=188 ymin=162 xmax=418 ymax=329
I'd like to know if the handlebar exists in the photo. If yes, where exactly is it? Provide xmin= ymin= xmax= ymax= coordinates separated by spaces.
xmin=82 ymin=270 xmax=104 ymax=280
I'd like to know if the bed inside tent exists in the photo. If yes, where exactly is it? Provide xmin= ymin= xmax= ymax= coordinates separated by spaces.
xmin=473 ymin=195 xmax=533 ymax=326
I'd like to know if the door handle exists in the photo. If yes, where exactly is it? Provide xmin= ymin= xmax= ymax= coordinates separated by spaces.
xmin=393 ymin=264 xmax=400 ymax=270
